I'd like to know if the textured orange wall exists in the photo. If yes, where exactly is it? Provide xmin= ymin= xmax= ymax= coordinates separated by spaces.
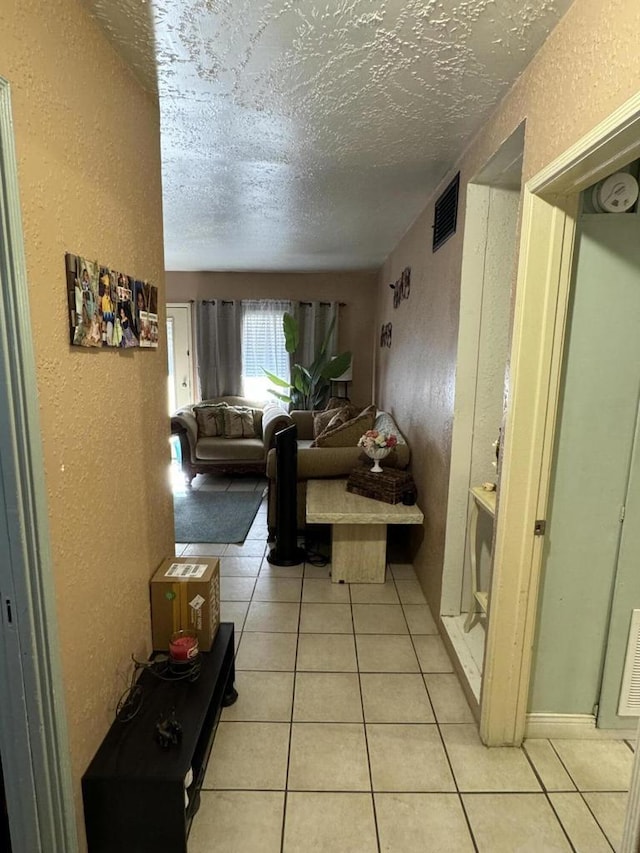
xmin=376 ymin=0 xmax=640 ymax=610
xmin=0 ymin=0 xmax=171 ymax=846
xmin=166 ymin=270 xmax=378 ymax=407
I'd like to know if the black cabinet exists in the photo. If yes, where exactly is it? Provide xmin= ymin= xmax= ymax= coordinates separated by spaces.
xmin=82 ymin=623 xmax=236 ymax=853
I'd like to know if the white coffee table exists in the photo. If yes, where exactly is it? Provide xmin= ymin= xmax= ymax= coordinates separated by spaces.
xmin=306 ymin=479 xmax=424 ymax=583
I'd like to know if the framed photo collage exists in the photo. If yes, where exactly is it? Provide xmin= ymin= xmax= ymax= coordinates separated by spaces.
xmin=66 ymin=253 xmax=158 ymax=349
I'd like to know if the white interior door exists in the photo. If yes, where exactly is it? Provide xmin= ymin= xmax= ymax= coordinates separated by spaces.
xmin=166 ymin=303 xmax=194 ymax=412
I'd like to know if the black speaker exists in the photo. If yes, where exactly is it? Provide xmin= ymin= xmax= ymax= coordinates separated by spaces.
xmin=267 ymin=423 xmax=305 ymax=567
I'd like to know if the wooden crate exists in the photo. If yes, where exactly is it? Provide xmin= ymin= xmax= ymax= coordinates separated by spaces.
xmin=346 ymin=466 xmax=416 ymax=505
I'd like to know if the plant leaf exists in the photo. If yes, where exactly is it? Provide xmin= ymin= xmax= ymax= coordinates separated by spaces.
xmin=267 ymin=389 xmax=292 ymax=403
xmin=292 ymin=364 xmax=311 ymax=393
xmin=322 ymin=351 xmax=351 ymax=379
xmin=262 ymin=368 xmax=291 ymax=388
xmin=283 ymin=312 xmax=299 ymax=354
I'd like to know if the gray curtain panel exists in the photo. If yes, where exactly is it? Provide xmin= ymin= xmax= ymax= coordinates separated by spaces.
xmin=290 ymin=301 xmax=339 ymax=371
xmin=196 ymin=300 xmax=242 ymax=399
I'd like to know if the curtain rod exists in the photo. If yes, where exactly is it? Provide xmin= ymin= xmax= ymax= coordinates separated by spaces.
xmin=299 ymin=301 xmax=346 ymax=307
xmin=199 ymin=299 xmax=346 ymax=307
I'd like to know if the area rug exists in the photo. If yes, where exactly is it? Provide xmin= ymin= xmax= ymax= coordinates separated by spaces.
xmin=174 ymin=490 xmax=264 ymax=543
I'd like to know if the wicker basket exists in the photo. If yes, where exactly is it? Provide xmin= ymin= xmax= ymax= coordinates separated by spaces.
xmin=346 ymin=466 xmax=416 ymax=505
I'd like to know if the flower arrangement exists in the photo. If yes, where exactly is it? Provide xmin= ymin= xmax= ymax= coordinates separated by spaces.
xmin=357 ymin=429 xmax=398 ymax=451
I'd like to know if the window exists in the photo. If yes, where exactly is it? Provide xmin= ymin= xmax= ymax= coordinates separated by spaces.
xmin=241 ymin=301 xmax=291 ymax=401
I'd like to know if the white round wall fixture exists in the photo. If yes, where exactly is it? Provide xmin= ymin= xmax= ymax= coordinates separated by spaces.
xmin=592 ymin=172 xmax=639 ymax=213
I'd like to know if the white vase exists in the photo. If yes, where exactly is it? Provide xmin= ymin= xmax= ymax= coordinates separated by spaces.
xmin=366 ymin=446 xmax=391 ymax=473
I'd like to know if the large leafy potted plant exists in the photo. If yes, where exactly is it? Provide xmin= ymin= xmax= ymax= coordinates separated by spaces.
xmin=263 ymin=312 xmax=352 ymax=410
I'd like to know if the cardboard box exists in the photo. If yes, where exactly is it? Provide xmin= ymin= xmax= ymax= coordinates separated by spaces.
xmin=150 ymin=557 xmax=220 ymax=652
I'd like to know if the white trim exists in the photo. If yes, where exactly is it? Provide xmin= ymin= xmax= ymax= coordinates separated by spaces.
xmin=621 ymin=722 xmax=640 ymax=853
xmin=531 ymin=92 xmax=640 ymax=195
xmin=441 ymin=184 xmax=490 ymax=617
xmin=481 ymin=91 xmax=640 ymax=748
xmin=0 ymin=77 xmax=78 ymax=852
xmin=525 ymin=713 xmax=637 ymax=741
xmin=441 ymin=615 xmax=483 ymax=702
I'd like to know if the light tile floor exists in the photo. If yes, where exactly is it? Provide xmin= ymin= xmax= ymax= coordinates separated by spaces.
xmin=179 ymin=476 xmax=633 ymax=853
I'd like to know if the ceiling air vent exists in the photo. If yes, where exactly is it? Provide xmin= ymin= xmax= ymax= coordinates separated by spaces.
xmin=618 ymin=609 xmax=640 ymax=717
xmin=432 ymin=172 xmax=460 ymax=252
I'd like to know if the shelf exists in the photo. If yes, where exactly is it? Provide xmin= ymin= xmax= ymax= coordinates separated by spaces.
xmin=469 ymin=485 xmax=496 ymax=517
xmin=82 ymin=623 xmax=236 ymax=853
xmin=464 ymin=487 xmax=496 ymax=633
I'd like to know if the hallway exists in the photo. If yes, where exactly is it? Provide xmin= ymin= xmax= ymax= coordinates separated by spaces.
xmin=177 ymin=475 xmax=633 ymax=852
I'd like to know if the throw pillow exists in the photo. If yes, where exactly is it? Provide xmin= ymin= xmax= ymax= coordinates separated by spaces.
xmin=326 ymin=407 xmax=358 ymax=431
xmin=194 ymin=402 xmax=228 ymax=437
xmin=373 ymin=411 xmax=406 ymax=445
xmin=324 ymin=396 xmax=350 ymax=411
xmin=313 ymin=405 xmax=356 ymax=438
xmin=223 ymin=406 xmax=257 ymax=438
xmin=312 ymin=405 xmax=376 ymax=448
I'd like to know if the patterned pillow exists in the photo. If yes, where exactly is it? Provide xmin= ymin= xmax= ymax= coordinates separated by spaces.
xmin=313 ymin=405 xmax=355 ymax=438
xmin=326 ymin=407 xmax=358 ymax=431
xmin=223 ymin=406 xmax=256 ymax=438
xmin=373 ymin=411 xmax=406 ymax=445
xmin=324 ymin=396 xmax=350 ymax=411
xmin=194 ymin=403 xmax=228 ymax=437
xmin=312 ymin=405 xmax=376 ymax=448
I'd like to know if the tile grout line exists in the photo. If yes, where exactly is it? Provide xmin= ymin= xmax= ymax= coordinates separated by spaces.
xmin=280 ymin=556 xmax=304 ymax=853
xmin=400 ymin=564 xmax=481 ymax=853
xmin=352 ymin=572 xmax=383 ymax=853
xmin=520 ymin=745 xmax=579 ymax=853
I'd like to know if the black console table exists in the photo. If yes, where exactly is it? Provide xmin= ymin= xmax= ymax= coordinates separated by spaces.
xmin=82 ymin=623 xmax=236 ymax=853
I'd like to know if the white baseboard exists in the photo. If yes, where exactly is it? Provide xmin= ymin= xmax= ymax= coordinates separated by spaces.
xmin=525 ymin=713 xmax=637 ymax=740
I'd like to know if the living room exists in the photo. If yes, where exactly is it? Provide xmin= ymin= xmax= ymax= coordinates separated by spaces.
xmin=2 ymin=0 xmax=640 ymax=851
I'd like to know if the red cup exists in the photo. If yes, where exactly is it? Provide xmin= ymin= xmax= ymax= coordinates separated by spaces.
xmin=169 ymin=630 xmax=199 ymax=661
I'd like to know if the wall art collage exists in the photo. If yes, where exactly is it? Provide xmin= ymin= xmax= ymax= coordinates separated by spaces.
xmin=65 ymin=253 xmax=158 ymax=349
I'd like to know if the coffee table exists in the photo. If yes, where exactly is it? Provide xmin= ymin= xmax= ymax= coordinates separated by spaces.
xmin=306 ymin=479 xmax=424 ymax=583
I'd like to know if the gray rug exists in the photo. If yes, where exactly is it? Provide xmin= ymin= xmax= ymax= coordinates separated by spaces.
xmin=174 ymin=490 xmax=264 ymax=543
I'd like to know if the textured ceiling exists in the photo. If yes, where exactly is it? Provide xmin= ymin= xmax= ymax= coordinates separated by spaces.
xmin=84 ymin=0 xmax=573 ymax=272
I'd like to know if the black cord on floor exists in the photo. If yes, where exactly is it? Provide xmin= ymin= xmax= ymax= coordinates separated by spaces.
xmin=302 ymin=533 xmax=330 ymax=567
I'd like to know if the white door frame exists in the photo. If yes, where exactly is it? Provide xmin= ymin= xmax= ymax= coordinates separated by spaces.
xmin=479 ymin=90 xmax=640 ymax=844
xmin=0 ymin=78 xmax=78 ymax=852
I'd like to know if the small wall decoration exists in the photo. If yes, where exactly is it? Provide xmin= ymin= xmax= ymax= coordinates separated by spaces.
xmin=391 ymin=266 xmax=411 ymax=309
xmin=380 ymin=322 xmax=392 ymax=348
xmin=66 ymin=253 xmax=158 ymax=349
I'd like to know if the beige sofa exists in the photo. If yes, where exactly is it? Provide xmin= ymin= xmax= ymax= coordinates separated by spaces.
xmin=171 ymin=396 xmax=294 ymax=483
xmin=266 ymin=407 xmax=411 ymax=537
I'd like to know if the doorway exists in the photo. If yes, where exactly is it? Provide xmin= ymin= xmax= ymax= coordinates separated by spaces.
xmin=530 ymin=192 xmax=640 ymax=732
xmin=441 ymin=123 xmax=525 ymax=703
xmin=479 ymin=92 xmax=640 ymax=750
xmin=167 ymin=302 xmax=194 ymax=414
xmin=472 ymin=92 xmax=640 ymax=850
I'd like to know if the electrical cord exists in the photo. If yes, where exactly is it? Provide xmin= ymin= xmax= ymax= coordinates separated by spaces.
xmin=115 ymin=653 xmax=201 ymax=723
xmin=303 ymin=533 xmax=330 ymax=567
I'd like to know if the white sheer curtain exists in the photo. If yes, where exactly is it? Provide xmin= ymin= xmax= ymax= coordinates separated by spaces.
xmin=195 ymin=300 xmax=243 ymax=399
xmin=241 ymin=300 xmax=292 ymax=401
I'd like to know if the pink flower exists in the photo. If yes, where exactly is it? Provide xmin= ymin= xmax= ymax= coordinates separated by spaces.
xmin=357 ymin=430 xmax=398 ymax=450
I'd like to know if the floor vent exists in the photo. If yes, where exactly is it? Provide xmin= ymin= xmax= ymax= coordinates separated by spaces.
xmin=432 ymin=172 xmax=460 ymax=252
xmin=618 ymin=609 xmax=640 ymax=716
